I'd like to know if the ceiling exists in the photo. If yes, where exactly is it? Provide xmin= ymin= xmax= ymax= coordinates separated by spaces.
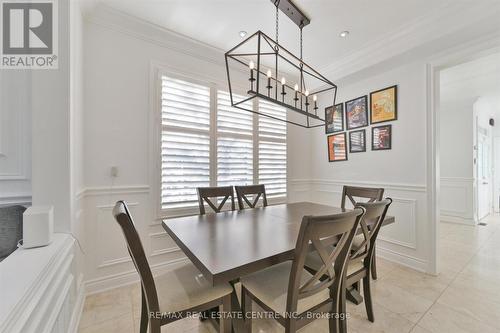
xmin=88 ymin=0 xmax=500 ymax=79
xmin=441 ymin=52 xmax=500 ymax=115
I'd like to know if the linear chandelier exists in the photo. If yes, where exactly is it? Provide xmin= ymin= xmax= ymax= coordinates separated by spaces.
xmin=225 ymin=0 xmax=337 ymax=128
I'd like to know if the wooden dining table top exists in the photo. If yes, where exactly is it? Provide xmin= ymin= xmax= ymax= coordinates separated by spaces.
xmin=162 ymin=201 xmax=395 ymax=285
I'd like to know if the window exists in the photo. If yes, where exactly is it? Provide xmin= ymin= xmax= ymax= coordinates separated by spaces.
xmin=160 ymin=74 xmax=287 ymax=212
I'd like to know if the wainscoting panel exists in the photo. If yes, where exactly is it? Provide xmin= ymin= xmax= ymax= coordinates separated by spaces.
xmin=440 ymin=177 xmax=475 ymax=225
xmin=304 ymin=179 xmax=429 ymax=272
xmin=82 ymin=186 xmax=187 ymax=294
xmin=96 ymin=202 xmax=138 ymax=268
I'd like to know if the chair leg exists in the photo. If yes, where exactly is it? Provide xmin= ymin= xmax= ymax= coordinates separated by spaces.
xmin=284 ymin=318 xmax=297 ymax=333
xmin=241 ymin=287 xmax=252 ymax=333
xmin=149 ymin=318 xmax=161 ymax=333
xmin=140 ymin=288 xmax=148 ymax=333
xmin=339 ymin=285 xmax=347 ymax=333
xmin=363 ymin=276 xmax=375 ymax=322
xmin=329 ymin=290 xmax=340 ymax=333
xmin=220 ymin=295 xmax=232 ymax=333
xmin=371 ymin=249 xmax=378 ymax=280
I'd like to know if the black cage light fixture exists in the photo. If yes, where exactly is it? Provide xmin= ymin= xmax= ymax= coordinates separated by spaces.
xmin=225 ymin=0 xmax=337 ymax=128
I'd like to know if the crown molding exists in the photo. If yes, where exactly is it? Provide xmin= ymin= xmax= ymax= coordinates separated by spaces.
xmin=85 ymin=2 xmax=500 ymax=84
xmin=84 ymin=4 xmax=226 ymax=68
xmin=321 ymin=1 xmax=500 ymax=81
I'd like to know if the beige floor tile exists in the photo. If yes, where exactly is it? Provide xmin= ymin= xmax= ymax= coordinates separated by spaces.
xmin=379 ymin=265 xmax=450 ymax=302
xmin=409 ymin=325 xmax=433 ymax=333
xmin=370 ymin=279 xmax=434 ymax=323
xmin=418 ymin=303 xmax=500 ymax=333
xmin=344 ymin=301 xmax=414 ymax=333
xmin=79 ymin=313 xmax=136 ymax=333
xmin=79 ymin=285 xmax=134 ymax=329
xmin=436 ymin=283 xmax=500 ymax=330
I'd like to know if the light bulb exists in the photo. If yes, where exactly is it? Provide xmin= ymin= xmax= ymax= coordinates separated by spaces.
xmin=249 ymin=61 xmax=254 ymax=70
xmin=313 ymin=95 xmax=317 ymax=101
xmin=305 ymin=90 xmax=310 ymax=97
xmin=266 ymin=69 xmax=272 ymax=78
xmin=294 ymin=84 xmax=299 ymax=91
xmin=281 ymin=77 xmax=286 ymax=85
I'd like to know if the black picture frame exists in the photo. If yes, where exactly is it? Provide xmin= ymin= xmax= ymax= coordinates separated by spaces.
xmin=327 ymin=132 xmax=348 ymax=162
xmin=345 ymin=95 xmax=368 ymax=130
xmin=325 ymin=103 xmax=344 ymax=134
xmin=349 ymin=129 xmax=366 ymax=153
xmin=372 ymin=125 xmax=392 ymax=150
xmin=370 ymin=85 xmax=398 ymax=124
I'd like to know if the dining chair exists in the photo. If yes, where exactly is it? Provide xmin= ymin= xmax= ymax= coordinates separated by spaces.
xmin=197 ymin=186 xmax=235 ymax=215
xmin=240 ymin=207 xmax=366 ymax=333
xmin=112 ymin=201 xmax=233 ymax=333
xmin=305 ymin=199 xmax=392 ymax=332
xmin=235 ymin=184 xmax=268 ymax=210
xmin=341 ymin=185 xmax=384 ymax=280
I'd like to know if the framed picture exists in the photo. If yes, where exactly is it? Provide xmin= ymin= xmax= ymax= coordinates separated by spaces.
xmin=325 ymin=103 xmax=344 ymax=134
xmin=349 ymin=129 xmax=366 ymax=153
xmin=370 ymin=85 xmax=397 ymax=124
xmin=372 ymin=125 xmax=392 ymax=150
xmin=327 ymin=133 xmax=348 ymax=162
xmin=345 ymin=95 xmax=368 ymax=130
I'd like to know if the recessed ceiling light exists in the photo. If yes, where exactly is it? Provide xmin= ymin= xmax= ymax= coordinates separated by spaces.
xmin=239 ymin=31 xmax=248 ymax=38
xmin=339 ymin=31 xmax=349 ymax=38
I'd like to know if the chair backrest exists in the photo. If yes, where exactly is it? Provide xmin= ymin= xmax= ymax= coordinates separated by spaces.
xmin=197 ymin=186 xmax=235 ymax=215
xmin=112 ymin=201 xmax=160 ymax=312
xmin=286 ymin=208 xmax=366 ymax=314
xmin=340 ymin=186 xmax=385 ymax=209
xmin=351 ymin=198 xmax=392 ymax=263
xmin=235 ymin=184 xmax=268 ymax=210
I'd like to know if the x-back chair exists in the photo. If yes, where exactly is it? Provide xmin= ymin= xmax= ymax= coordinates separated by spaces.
xmin=113 ymin=201 xmax=233 ymax=333
xmin=235 ymin=184 xmax=268 ymax=210
xmin=240 ymin=207 xmax=366 ymax=333
xmin=341 ymin=185 xmax=384 ymax=279
xmin=197 ymin=186 xmax=235 ymax=215
xmin=305 ymin=199 xmax=392 ymax=332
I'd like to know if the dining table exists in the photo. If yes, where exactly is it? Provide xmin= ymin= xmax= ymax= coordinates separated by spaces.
xmin=162 ymin=201 xmax=395 ymax=331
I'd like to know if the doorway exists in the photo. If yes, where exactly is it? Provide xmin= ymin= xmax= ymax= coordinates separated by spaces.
xmin=475 ymin=122 xmax=493 ymax=221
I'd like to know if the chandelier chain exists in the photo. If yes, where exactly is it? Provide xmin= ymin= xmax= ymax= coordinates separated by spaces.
xmin=275 ymin=4 xmax=279 ymax=50
xmin=300 ymin=26 xmax=303 ymax=63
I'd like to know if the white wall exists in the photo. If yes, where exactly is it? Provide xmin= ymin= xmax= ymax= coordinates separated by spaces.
xmin=311 ymin=61 xmax=430 ymax=271
xmin=439 ymin=96 xmax=476 ymax=225
xmin=0 ymin=71 xmax=32 ymax=206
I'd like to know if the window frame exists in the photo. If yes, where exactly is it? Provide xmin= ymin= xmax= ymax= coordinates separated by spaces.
xmin=153 ymin=66 xmax=287 ymax=219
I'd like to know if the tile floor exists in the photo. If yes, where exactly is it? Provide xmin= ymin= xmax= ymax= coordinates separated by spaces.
xmin=79 ymin=215 xmax=500 ymax=332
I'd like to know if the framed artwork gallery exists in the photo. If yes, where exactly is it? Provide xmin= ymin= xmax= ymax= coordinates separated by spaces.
xmin=349 ymin=129 xmax=366 ymax=153
xmin=370 ymin=85 xmax=397 ymax=124
xmin=345 ymin=95 xmax=368 ymax=130
xmin=325 ymin=103 xmax=344 ymax=134
xmin=372 ymin=125 xmax=392 ymax=150
xmin=327 ymin=132 xmax=348 ymax=162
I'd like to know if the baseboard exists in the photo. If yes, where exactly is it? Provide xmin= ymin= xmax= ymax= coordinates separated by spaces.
xmin=376 ymin=246 xmax=428 ymax=273
xmin=440 ymin=214 xmax=476 ymax=226
xmin=68 ymin=274 xmax=86 ymax=333
xmin=84 ymin=257 xmax=189 ymax=295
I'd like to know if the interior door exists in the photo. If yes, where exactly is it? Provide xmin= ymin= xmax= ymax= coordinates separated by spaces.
xmin=477 ymin=127 xmax=492 ymax=220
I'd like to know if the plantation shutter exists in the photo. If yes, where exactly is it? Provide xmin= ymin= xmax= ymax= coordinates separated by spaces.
xmin=217 ymin=91 xmax=254 ymax=187
xmin=258 ymin=100 xmax=287 ymax=198
xmin=161 ymin=76 xmax=211 ymax=209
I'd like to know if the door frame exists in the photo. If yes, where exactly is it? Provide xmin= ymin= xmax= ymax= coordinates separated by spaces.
xmin=426 ymin=34 xmax=500 ymax=275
